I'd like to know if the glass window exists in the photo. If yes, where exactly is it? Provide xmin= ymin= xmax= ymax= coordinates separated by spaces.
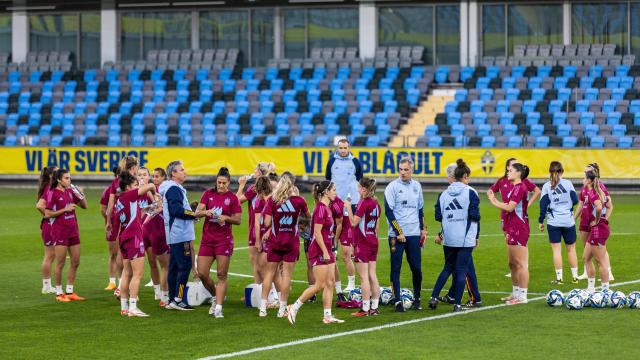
xmin=482 ymin=5 xmax=505 ymax=57
xmin=284 ymin=8 xmax=305 ymax=59
xmin=29 ymin=14 xmax=78 ymax=55
xmin=0 ymin=14 xmax=11 ymax=54
xmin=308 ymin=8 xmax=358 ymax=51
xmin=142 ymin=12 xmax=191 ymax=56
xmin=572 ymin=3 xmax=627 ymax=54
xmin=631 ymin=3 xmax=640 ymax=59
xmin=436 ymin=5 xmax=460 ymax=65
xmin=200 ymin=10 xmax=249 ymax=66
xmin=508 ymin=4 xmax=562 ymax=55
xmin=120 ymin=12 xmax=142 ymax=61
xmin=80 ymin=13 xmax=100 ymax=69
xmin=378 ymin=6 xmax=434 ymax=65
xmin=251 ymin=9 xmax=274 ymax=67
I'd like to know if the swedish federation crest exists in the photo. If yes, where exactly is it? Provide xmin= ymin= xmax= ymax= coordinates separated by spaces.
xmin=481 ymin=150 xmax=495 ymax=175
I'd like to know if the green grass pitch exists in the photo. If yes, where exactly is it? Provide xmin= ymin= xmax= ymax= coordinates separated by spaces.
xmin=0 ymin=188 xmax=639 ymax=359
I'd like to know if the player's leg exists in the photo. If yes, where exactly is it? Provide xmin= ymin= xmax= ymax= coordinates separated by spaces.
xmin=249 ymin=246 xmax=261 ymax=284
xmin=452 ymin=248 xmax=473 ymax=308
xmin=120 ymin=260 xmax=132 ymax=314
xmin=278 ymin=261 xmax=296 ymax=316
xmin=389 ymin=237 xmax=405 ymax=304
xmin=564 ymin=226 xmax=579 ymax=283
xmin=128 ymin=257 xmax=148 ymax=316
xmin=174 ymin=242 xmax=193 ymax=308
xmin=341 ymin=244 xmax=356 ymax=291
xmin=106 ymin=241 xmax=118 ymax=290
xmin=506 ymin=245 xmax=519 ymax=301
xmin=584 ymin=243 xmax=597 ymax=292
xmin=603 ymin=250 xmax=614 ymax=281
xmin=465 ymin=256 xmax=482 ymax=305
xmin=196 ymin=255 xmax=216 ymax=298
xmin=54 ymin=245 xmax=68 ymax=301
xmin=368 ymin=261 xmax=381 ymax=314
xmin=146 ymin=251 xmax=161 ymax=298
xmin=167 ymin=244 xmax=178 ymax=304
xmin=577 ymin=230 xmax=590 ymax=279
xmin=41 ymin=245 xmax=56 ymax=294
xmin=259 ymin=261 xmax=279 ymax=315
xmin=509 ymin=245 xmax=528 ymax=303
xmin=287 ymin=264 xmax=328 ymax=324
xmin=321 ymin=263 xmax=340 ymax=322
xmin=213 ymin=254 xmax=230 ymax=317
xmin=65 ymin=244 xmax=83 ymax=299
xmin=353 ymin=261 xmax=370 ymax=316
xmin=547 ymin=225 xmax=564 ymax=283
xmin=157 ymin=253 xmax=170 ymax=305
xmin=594 ymin=245 xmax=610 ymax=289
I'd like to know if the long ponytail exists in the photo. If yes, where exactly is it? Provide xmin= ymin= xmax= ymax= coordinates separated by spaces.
xmin=272 ymin=176 xmax=293 ymax=204
xmin=37 ymin=166 xmax=56 ymax=199
xmin=585 ymin=170 xmax=605 ymax=204
xmin=549 ymin=161 xmax=563 ymax=189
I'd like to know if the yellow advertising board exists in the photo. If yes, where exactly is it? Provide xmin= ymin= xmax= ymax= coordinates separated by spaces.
xmin=0 ymin=147 xmax=638 ymax=179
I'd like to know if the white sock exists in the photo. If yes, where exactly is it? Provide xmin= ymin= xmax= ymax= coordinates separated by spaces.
xmin=347 ymin=276 xmax=356 ymax=288
xmin=121 ymin=298 xmax=129 ymax=311
xmin=293 ymin=299 xmax=303 ymax=311
xmin=174 ymin=297 xmax=182 ymax=303
xmin=512 ymin=286 xmax=519 ymax=296
xmin=43 ymin=278 xmax=51 ymax=289
xmin=259 ymin=299 xmax=267 ymax=312
xmin=570 ymin=267 xmax=578 ymax=278
xmin=161 ymin=291 xmax=169 ymax=301
xmin=215 ymin=304 xmax=222 ymax=312
xmin=129 ymin=298 xmax=137 ymax=310
xmin=371 ymin=298 xmax=379 ymax=310
xmin=65 ymin=285 xmax=74 ymax=294
xmin=153 ymin=284 xmax=161 ymax=295
xmin=323 ymin=308 xmax=332 ymax=317
xmin=335 ymin=281 xmax=342 ymax=294
xmin=555 ymin=269 xmax=563 ymax=281
xmin=602 ymin=282 xmax=610 ymax=291
xmin=519 ymin=288 xmax=528 ymax=300
xmin=587 ymin=278 xmax=596 ymax=292
xmin=109 ymin=277 xmax=116 ymax=284
xmin=55 ymin=285 xmax=63 ymax=295
xmin=362 ymin=300 xmax=371 ymax=312
xmin=279 ymin=300 xmax=287 ymax=312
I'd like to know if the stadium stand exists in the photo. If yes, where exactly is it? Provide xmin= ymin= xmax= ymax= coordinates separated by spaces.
xmin=0 ymin=48 xmax=433 ymax=147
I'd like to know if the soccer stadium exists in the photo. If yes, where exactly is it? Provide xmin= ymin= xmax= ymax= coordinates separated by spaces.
xmin=1 ymin=0 xmax=639 ymax=359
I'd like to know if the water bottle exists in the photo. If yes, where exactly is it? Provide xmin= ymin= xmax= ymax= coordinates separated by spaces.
xmin=70 ymin=184 xmax=85 ymax=200
xmin=245 ymin=174 xmax=254 ymax=181
xmin=346 ymin=193 xmax=352 ymax=202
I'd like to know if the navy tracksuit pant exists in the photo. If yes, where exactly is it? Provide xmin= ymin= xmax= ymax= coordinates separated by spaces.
xmin=389 ymin=235 xmax=422 ymax=301
xmin=168 ymin=241 xmax=193 ymax=302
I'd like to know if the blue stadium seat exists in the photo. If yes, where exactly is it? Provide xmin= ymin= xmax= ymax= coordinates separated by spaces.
xmin=454 ymin=89 xmax=467 ymax=101
xmin=505 ymin=88 xmax=520 ymax=101
xmin=531 ymin=88 xmax=545 ymax=101
xmin=612 ymin=124 xmax=626 ymax=137
xmin=607 ymin=112 xmax=621 ymax=125
xmin=552 ymin=112 xmax=567 ymax=126
xmin=470 ymin=100 xmax=484 ymax=113
xmin=349 ymin=112 xmax=363 ymax=126
xmin=332 ymin=89 xmax=346 ymax=102
xmin=435 ymin=67 xmax=449 ymax=84
xmin=499 ymin=112 xmax=514 ymax=125
xmin=580 ymin=112 xmax=594 ymax=125
xmin=424 ymin=125 xmax=438 ymax=137
xmin=291 ymin=135 xmax=304 ymax=147
xmin=503 ymin=124 xmax=517 ymax=136
xmin=326 ymin=124 xmax=340 ymax=136
xmin=620 ymin=76 xmax=633 ymax=89
xmin=315 ymin=136 xmax=329 ymax=146
xmin=451 ymin=124 xmax=465 ymax=136
xmin=526 ymin=112 xmax=540 ymax=125
xmin=447 ymin=112 xmax=461 ymax=125
xmin=554 ymin=77 xmax=567 ymax=89
xmin=528 ymin=77 xmax=542 ymax=89
xmin=335 ymin=100 xmax=348 ymax=114
xmin=366 ymin=136 xmax=380 ymax=147
xmin=240 ymin=135 xmax=254 ymax=146
xmin=511 ymin=66 xmax=525 ymax=78
xmin=580 ymin=77 xmax=593 ymax=89
xmin=615 ymin=65 xmax=630 ymax=77
xmin=428 ymin=136 xmax=443 ymax=147
xmin=277 ymin=124 xmax=290 ymax=136
xmin=534 ymin=136 xmax=550 ymax=148
xmin=479 ymin=88 xmax=493 ymax=101
xmin=562 ymin=136 xmax=577 ymax=148
xmin=507 ymin=136 xmax=522 ymax=148
xmin=324 ymin=112 xmax=338 ymax=125
xmin=301 ymin=124 xmax=315 ymax=136
xmin=611 ymin=88 xmax=625 ymax=100
xmin=496 ymin=100 xmax=510 ymax=113
xmin=460 ymin=67 xmax=474 ymax=82
xmin=501 ymin=77 xmax=515 ymax=89
xmin=476 ymin=124 xmax=491 ymax=137
xmin=618 ymin=136 xmax=632 ymax=148
xmin=473 ymin=112 xmax=487 ymax=125
xmin=529 ymin=124 xmax=544 ymax=137
xmin=557 ymin=124 xmax=571 ymax=137
xmin=377 ymin=124 xmax=391 ymax=137
xmin=590 ymin=136 xmax=604 ymax=148
xmin=445 ymin=101 xmax=458 ymax=113
xmin=251 ymin=124 xmax=265 ymax=136
xmin=481 ymin=136 xmax=495 ymax=147
xmin=606 ymin=76 xmax=620 ymax=89
xmin=407 ymin=89 xmax=420 ymax=106
xmin=265 ymin=136 xmax=279 ymax=147
xmin=557 ymin=88 xmax=571 ymax=101
xmin=454 ymin=136 xmax=467 ymax=147
xmin=486 ymin=66 xmax=499 ymax=79
xmin=359 ymin=100 xmax=373 ymax=113
xmin=476 ymin=77 xmax=490 ymax=89
xmin=549 ymin=100 xmax=564 ymax=113
xmin=584 ymin=88 xmax=598 ymax=100
xmin=589 ymin=65 xmax=602 ymax=78
xmin=203 ymin=134 xmax=216 ymax=147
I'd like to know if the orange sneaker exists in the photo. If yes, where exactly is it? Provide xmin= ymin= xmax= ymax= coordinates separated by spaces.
xmin=351 ymin=310 xmax=369 ymax=317
xmin=56 ymin=294 xmax=71 ymax=302
xmin=120 ymin=309 xmax=128 ymax=316
xmin=104 ymin=282 xmax=117 ymax=291
xmin=65 ymin=293 xmax=86 ymax=301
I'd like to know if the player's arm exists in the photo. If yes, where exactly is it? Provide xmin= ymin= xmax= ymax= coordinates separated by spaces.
xmin=105 ymin=193 xmax=115 ymax=230
xmin=528 ymin=186 xmax=541 ymax=204
xmin=325 ymin=157 xmax=334 ymax=181
xmin=604 ymin=195 xmax=613 ymax=220
xmin=591 ymin=199 xmax=603 ymax=226
xmin=219 ymin=212 xmax=242 ymax=225
xmin=236 ymin=176 xmax=248 ymax=203
xmin=538 ymin=193 xmax=550 ymax=225
xmin=166 ymin=187 xmax=196 ymax=220
xmin=344 ymin=202 xmax=361 ymax=228
xmin=314 ymin=222 xmax=330 ymax=258
xmin=384 ymin=188 xmax=404 ymax=239
xmin=353 ymin=158 xmax=363 ymax=181
xmin=74 ymin=187 xmax=88 ymax=209
xmin=258 ymin=213 xmax=268 ymax=244
xmin=36 ymin=198 xmax=47 ymax=216
xmin=45 ymin=203 xmax=76 ymax=219
xmin=333 ymin=216 xmax=343 ymax=247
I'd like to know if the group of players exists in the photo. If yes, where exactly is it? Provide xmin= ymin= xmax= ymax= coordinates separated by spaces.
xmin=34 ymin=145 xmax=614 ymax=321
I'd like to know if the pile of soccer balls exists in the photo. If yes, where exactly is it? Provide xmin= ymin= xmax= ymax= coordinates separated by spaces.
xmin=546 ymin=289 xmax=640 ymax=310
xmin=346 ymin=286 xmax=414 ymax=310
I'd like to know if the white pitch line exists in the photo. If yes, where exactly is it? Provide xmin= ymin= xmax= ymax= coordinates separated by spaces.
xmin=196 ymin=278 xmax=640 ymax=360
xmin=421 ymin=288 xmax=545 ymax=296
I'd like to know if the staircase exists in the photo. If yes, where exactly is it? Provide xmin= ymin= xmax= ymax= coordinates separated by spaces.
xmin=389 ymin=89 xmax=455 ymax=147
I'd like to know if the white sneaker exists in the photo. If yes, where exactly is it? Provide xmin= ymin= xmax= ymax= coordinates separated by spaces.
xmin=504 ymin=272 xmax=512 ymax=278
xmin=42 ymin=287 xmax=56 ymax=295
xmin=209 ymin=303 xmax=216 ymax=315
xmin=286 ymin=305 xmax=297 ymax=325
xmin=154 ymin=292 xmax=161 ymax=301
xmin=214 ymin=308 xmax=224 ymax=318
xmin=577 ymin=273 xmax=588 ymax=280
xmin=259 ymin=309 xmax=267 ymax=317
xmin=128 ymin=308 xmax=150 ymax=317
xmin=145 ymin=280 xmax=154 ymax=287
xmin=323 ymin=315 xmax=345 ymax=324
xmin=277 ymin=307 xmax=288 ymax=318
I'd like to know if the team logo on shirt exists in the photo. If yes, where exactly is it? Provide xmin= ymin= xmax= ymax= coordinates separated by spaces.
xmin=224 ymin=198 xmax=230 ymax=206
xmin=366 ymin=219 xmax=376 ymax=229
xmin=481 ymin=150 xmax=495 ymax=175
xmin=114 ymin=200 xmax=124 ymax=213
xmin=444 ymin=199 xmax=464 ymax=211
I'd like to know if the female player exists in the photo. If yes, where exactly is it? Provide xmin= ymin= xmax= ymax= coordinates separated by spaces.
xmin=36 ymin=166 xmax=57 ymax=294
xmin=253 ymin=177 xmax=279 ymax=306
xmin=488 ymin=158 xmax=540 ymax=281
xmin=45 ymin=169 xmax=88 ymax=302
xmin=258 ymin=175 xmax=309 ymax=318
xmin=345 ymin=177 xmax=381 ymax=316
xmin=575 ymin=163 xmax=614 ymax=281
xmin=100 ymin=166 xmax=119 ymax=291
xmin=237 ymin=162 xmax=276 ymax=284
xmin=115 ymin=171 xmax=160 ymax=317
xmin=538 ymin=161 xmax=579 ymax=284
xmin=487 ymin=163 xmax=530 ymax=305
xmin=105 ymin=156 xmax=139 ymax=296
xmin=581 ymin=169 xmax=611 ymax=292
xmin=139 ymin=167 xmax=169 ymax=305
xmin=287 ymin=181 xmax=344 ymax=325
xmin=330 ymin=195 xmax=347 ymax=301
xmin=196 ymin=167 xmax=242 ymax=318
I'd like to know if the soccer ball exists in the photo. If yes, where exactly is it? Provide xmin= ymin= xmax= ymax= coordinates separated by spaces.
xmin=609 ymin=291 xmax=627 ymax=309
xmin=565 ymin=294 xmax=583 ymax=310
xmin=379 ymin=287 xmax=394 ymax=305
xmin=401 ymin=293 xmax=414 ymax=310
xmin=627 ymin=291 xmax=640 ymax=309
xmin=400 ymin=288 xmax=414 ymax=298
xmin=546 ymin=290 xmax=564 ymax=307
xmin=567 ymin=289 xmax=581 ymax=298
xmin=577 ymin=289 xmax=591 ymax=307
xmin=348 ymin=287 xmax=362 ymax=302
xmin=588 ymin=291 xmax=608 ymax=308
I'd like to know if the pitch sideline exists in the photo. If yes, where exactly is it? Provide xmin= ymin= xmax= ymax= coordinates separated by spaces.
xmin=196 ymin=279 xmax=640 ymax=360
